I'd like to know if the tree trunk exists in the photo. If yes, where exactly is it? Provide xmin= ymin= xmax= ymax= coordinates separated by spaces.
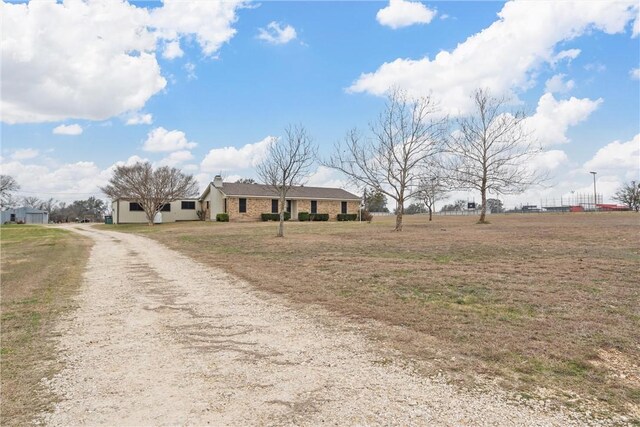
xmin=479 ymin=181 xmax=488 ymax=224
xmin=395 ymin=197 xmax=404 ymax=231
xmin=428 ymin=205 xmax=433 ymax=221
xmin=277 ymin=195 xmax=285 ymax=237
xmin=146 ymin=210 xmax=154 ymax=226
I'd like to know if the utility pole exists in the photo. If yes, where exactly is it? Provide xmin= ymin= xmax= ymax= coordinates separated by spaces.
xmin=590 ymin=171 xmax=597 ymax=211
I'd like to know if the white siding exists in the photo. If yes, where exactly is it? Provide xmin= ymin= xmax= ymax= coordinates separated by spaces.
xmin=112 ymin=200 xmax=199 ymax=224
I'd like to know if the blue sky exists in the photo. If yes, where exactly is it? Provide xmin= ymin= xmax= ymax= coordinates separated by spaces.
xmin=1 ymin=0 xmax=639 ymax=208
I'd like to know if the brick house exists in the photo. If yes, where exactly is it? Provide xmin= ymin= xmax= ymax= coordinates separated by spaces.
xmin=199 ymin=175 xmax=361 ymax=221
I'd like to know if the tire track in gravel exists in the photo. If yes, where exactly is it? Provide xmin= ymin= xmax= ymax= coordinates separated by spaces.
xmin=41 ymin=224 xmax=593 ymax=426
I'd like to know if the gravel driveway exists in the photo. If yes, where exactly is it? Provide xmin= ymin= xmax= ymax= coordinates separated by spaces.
xmin=42 ymin=224 xmax=589 ymax=426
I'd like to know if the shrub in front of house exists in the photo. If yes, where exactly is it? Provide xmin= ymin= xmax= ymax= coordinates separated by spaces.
xmin=261 ymin=213 xmax=291 ymax=221
xmin=309 ymin=213 xmax=329 ymax=221
xmin=298 ymin=212 xmax=310 ymax=221
xmin=216 ymin=213 xmax=229 ymax=222
xmin=337 ymin=213 xmax=358 ymax=221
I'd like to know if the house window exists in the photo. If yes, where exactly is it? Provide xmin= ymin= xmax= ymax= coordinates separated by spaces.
xmin=286 ymin=200 xmax=292 ymax=213
xmin=129 ymin=202 xmax=144 ymax=211
xmin=272 ymin=199 xmax=278 ymax=213
xmin=239 ymin=198 xmax=247 ymax=213
xmin=341 ymin=201 xmax=347 ymax=214
xmin=181 ymin=201 xmax=196 ymax=210
xmin=159 ymin=203 xmax=171 ymax=212
xmin=310 ymin=200 xmax=317 ymax=214
xmin=223 ymin=199 xmax=227 ymax=213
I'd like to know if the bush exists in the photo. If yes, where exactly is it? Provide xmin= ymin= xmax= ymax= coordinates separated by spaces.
xmin=261 ymin=212 xmax=291 ymax=221
xmin=309 ymin=213 xmax=329 ymax=221
xmin=298 ymin=211 xmax=310 ymax=221
xmin=361 ymin=210 xmax=373 ymax=223
xmin=337 ymin=213 xmax=358 ymax=221
xmin=216 ymin=213 xmax=229 ymax=222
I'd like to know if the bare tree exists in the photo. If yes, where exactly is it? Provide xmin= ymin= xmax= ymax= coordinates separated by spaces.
xmin=445 ymin=88 xmax=543 ymax=223
xmin=22 ymin=196 xmax=42 ymax=208
xmin=0 ymin=175 xmax=20 ymax=208
xmin=324 ymin=89 xmax=446 ymax=231
xmin=416 ymin=175 xmax=448 ymax=221
xmin=613 ymin=180 xmax=640 ymax=211
xmin=101 ymin=162 xmax=198 ymax=226
xmin=257 ymin=125 xmax=316 ymax=237
xmin=39 ymin=198 xmax=59 ymax=213
xmin=235 ymin=178 xmax=257 ymax=184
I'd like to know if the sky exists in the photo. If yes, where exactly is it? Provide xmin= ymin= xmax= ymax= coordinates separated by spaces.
xmin=1 ymin=0 xmax=639 ymax=210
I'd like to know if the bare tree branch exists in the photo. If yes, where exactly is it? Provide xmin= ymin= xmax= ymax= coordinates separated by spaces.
xmin=444 ymin=88 xmax=545 ymax=223
xmin=0 ymin=175 xmax=20 ymax=209
xmin=101 ymin=162 xmax=198 ymax=226
xmin=415 ymin=173 xmax=448 ymax=221
xmin=323 ymin=88 xmax=447 ymax=231
xmin=257 ymin=125 xmax=317 ymax=237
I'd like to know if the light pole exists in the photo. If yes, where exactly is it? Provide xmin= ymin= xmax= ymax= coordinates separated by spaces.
xmin=590 ymin=171 xmax=597 ymax=211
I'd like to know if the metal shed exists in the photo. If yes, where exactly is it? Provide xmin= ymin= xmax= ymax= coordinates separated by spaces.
xmin=1 ymin=207 xmax=49 ymax=224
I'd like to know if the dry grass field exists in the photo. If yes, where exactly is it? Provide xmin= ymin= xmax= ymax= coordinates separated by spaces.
xmin=0 ymin=225 xmax=90 ymax=426
xmin=102 ymin=212 xmax=639 ymax=419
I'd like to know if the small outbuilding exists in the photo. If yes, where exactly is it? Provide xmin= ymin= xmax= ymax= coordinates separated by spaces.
xmin=1 ymin=207 xmax=49 ymax=224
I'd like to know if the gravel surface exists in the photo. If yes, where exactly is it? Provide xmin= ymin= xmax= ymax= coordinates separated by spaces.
xmin=41 ymin=224 xmax=594 ymax=426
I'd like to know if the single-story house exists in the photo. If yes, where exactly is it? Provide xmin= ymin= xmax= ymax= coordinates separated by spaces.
xmin=199 ymin=176 xmax=361 ymax=221
xmin=1 ymin=207 xmax=49 ymax=224
xmin=109 ymin=176 xmax=361 ymax=224
xmin=111 ymin=198 xmax=200 ymax=224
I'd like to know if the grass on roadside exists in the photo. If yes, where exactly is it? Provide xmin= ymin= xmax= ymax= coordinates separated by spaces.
xmin=98 ymin=213 xmax=640 ymax=419
xmin=1 ymin=225 xmax=90 ymax=426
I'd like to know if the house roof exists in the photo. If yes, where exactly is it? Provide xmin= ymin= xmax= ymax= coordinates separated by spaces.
xmin=213 ymin=182 xmax=360 ymax=200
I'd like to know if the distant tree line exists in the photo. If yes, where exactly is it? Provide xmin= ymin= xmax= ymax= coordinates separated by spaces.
xmin=24 ymin=196 xmax=108 ymax=222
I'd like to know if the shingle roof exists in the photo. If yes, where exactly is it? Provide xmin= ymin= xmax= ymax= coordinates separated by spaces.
xmin=218 ymin=182 xmax=360 ymax=200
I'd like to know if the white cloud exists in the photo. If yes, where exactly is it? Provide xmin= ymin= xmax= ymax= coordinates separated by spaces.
xmin=183 ymin=164 xmax=199 ymax=173
xmin=162 ymin=40 xmax=183 ymax=60
xmin=584 ymin=134 xmax=640 ymax=177
xmin=0 ymin=159 xmax=106 ymax=202
xmin=126 ymin=112 xmax=153 ymax=125
xmin=257 ymin=22 xmax=297 ymax=45
xmin=142 ymin=127 xmax=197 ymax=152
xmin=1 ymin=0 xmax=164 ymax=124
xmin=150 ymin=0 xmax=246 ymax=56
xmin=552 ymin=48 xmax=581 ymax=63
xmin=11 ymin=148 xmax=39 ymax=160
xmin=116 ymin=155 xmax=149 ymax=167
xmin=201 ymin=136 xmax=274 ymax=172
xmin=53 ymin=124 xmax=83 ymax=135
xmin=158 ymin=150 xmax=194 ymax=167
xmin=376 ymin=0 xmax=437 ymax=29
xmin=630 ymin=68 xmax=640 ymax=80
xmin=350 ymin=1 xmax=638 ymax=114
xmin=184 ymin=62 xmax=197 ymax=80
xmin=584 ymin=62 xmax=607 ymax=73
xmin=544 ymin=74 xmax=575 ymax=93
xmin=306 ymin=166 xmax=349 ymax=190
xmin=528 ymin=150 xmax=569 ymax=172
xmin=524 ymin=93 xmax=602 ymax=146
xmin=1 ymin=0 xmax=245 ymax=124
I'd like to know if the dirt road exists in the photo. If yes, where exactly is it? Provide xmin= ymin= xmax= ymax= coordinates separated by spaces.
xmin=42 ymin=225 xmax=588 ymax=426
